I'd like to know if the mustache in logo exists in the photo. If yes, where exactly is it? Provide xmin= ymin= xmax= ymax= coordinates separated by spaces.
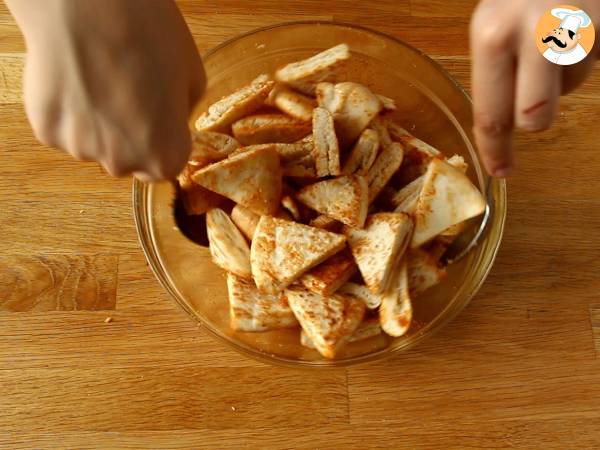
xmin=542 ymin=35 xmax=567 ymax=48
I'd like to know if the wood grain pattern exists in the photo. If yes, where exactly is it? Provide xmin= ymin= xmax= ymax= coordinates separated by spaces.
xmin=0 ymin=254 xmax=118 ymax=311
xmin=1 ymin=1 xmax=600 ymax=448
xmin=592 ymin=305 xmax=600 ymax=358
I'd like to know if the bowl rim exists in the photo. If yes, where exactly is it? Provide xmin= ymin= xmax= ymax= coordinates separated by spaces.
xmin=133 ymin=20 xmax=507 ymax=369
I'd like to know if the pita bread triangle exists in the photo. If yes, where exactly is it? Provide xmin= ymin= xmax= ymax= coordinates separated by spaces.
xmin=192 ymin=146 xmax=282 ymax=216
xmin=227 ymin=273 xmax=298 ymax=332
xmin=297 ymin=175 xmax=368 ymax=228
xmin=285 ymin=286 xmax=365 ymax=358
xmin=411 ymin=159 xmax=486 ymax=248
xmin=345 ymin=212 xmax=413 ymax=294
xmin=250 ymin=216 xmax=284 ymax=294
xmin=379 ymin=259 xmax=413 ymax=337
xmin=270 ymin=217 xmax=346 ymax=287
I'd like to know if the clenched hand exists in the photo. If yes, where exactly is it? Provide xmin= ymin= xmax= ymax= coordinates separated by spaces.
xmin=6 ymin=0 xmax=205 ymax=181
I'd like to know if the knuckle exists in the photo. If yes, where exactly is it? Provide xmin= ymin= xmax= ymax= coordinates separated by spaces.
xmin=474 ymin=113 xmax=513 ymax=137
xmin=477 ymin=24 xmax=513 ymax=52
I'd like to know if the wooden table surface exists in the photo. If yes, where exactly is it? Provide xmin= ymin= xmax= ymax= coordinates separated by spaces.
xmin=2 ymin=1 xmax=600 ymax=449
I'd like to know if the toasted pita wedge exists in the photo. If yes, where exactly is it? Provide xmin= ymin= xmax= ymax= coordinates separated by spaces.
xmin=411 ymin=159 xmax=486 ymax=248
xmin=195 ymin=74 xmax=274 ymax=132
xmin=297 ymin=175 xmax=368 ymax=228
xmin=391 ymin=175 xmax=425 ymax=214
xmin=370 ymin=116 xmax=393 ymax=149
xmin=206 ymin=209 xmax=252 ymax=278
xmin=299 ymin=248 xmax=357 ymax=296
xmin=271 ymin=217 xmax=346 ymax=287
xmin=388 ymin=123 xmax=442 ymax=184
xmin=377 ymin=94 xmax=397 ymax=111
xmin=339 ymin=282 xmax=384 ymax=309
xmin=312 ymin=107 xmax=341 ymax=177
xmin=390 ymin=154 xmax=466 ymax=214
xmin=272 ymin=142 xmax=312 ymax=163
xmin=380 ymin=259 xmax=413 ymax=337
xmin=387 ymin=123 xmax=441 ymax=157
xmin=191 ymin=130 xmax=241 ymax=161
xmin=309 ymin=215 xmax=343 ymax=233
xmin=177 ymin=164 xmax=226 ymax=216
xmin=232 ymin=114 xmax=311 ymax=146
xmin=192 ymin=146 xmax=282 ymax=216
xmin=230 ymin=142 xmax=312 ymax=161
xmin=367 ymin=142 xmax=405 ymax=203
xmin=301 ymin=317 xmax=382 ymax=349
xmin=286 ymin=286 xmax=365 ymax=358
xmin=227 ymin=273 xmax=298 ymax=331
xmin=282 ymin=159 xmax=317 ymax=178
xmin=316 ymin=82 xmax=383 ymax=146
xmin=251 ymin=216 xmax=284 ymax=294
xmin=231 ymin=204 xmax=260 ymax=241
xmin=446 ymin=154 xmax=468 ymax=173
xmin=281 ymin=195 xmax=301 ymax=221
xmin=345 ymin=212 xmax=413 ymax=294
xmin=270 ymin=87 xmax=316 ymax=122
xmin=275 ymin=44 xmax=351 ymax=96
xmin=408 ymin=248 xmax=447 ymax=297
xmin=342 ymin=128 xmax=380 ymax=176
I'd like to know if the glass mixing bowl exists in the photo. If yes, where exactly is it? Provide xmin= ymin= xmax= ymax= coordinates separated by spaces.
xmin=133 ymin=22 xmax=507 ymax=368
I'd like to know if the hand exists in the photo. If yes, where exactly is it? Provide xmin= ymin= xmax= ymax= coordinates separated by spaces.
xmin=470 ymin=0 xmax=599 ymax=177
xmin=6 ymin=0 xmax=205 ymax=181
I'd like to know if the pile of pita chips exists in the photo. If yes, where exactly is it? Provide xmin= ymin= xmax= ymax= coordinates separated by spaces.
xmin=178 ymin=44 xmax=486 ymax=359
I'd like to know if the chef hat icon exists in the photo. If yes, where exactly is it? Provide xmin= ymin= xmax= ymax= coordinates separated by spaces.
xmin=551 ymin=8 xmax=593 ymax=33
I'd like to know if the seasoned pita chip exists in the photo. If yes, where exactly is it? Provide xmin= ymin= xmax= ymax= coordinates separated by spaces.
xmin=446 ymin=154 xmax=468 ymax=173
xmin=275 ymin=44 xmax=351 ymax=95
xmin=339 ymin=282 xmax=384 ymax=309
xmin=408 ymin=248 xmax=447 ymax=297
xmin=317 ymin=82 xmax=383 ymax=146
xmin=309 ymin=215 xmax=343 ymax=233
xmin=299 ymin=248 xmax=357 ymax=296
xmin=206 ymin=208 xmax=252 ymax=279
xmin=388 ymin=123 xmax=442 ymax=184
xmin=227 ymin=273 xmax=298 ymax=331
xmin=195 ymin=74 xmax=274 ymax=132
xmin=391 ymin=175 xmax=425 ymax=214
xmin=387 ymin=123 xmax=441 ymax=157
xmin=301 ymin=317 xmax=382 ymax=349
xmin=192 ymin=130 xmax=241 ymax=160
xmin=232 ymin=114 xmax=311 ymax=146
xmin=270 ymin=87 xmax=316 ymax=122
xmin=251 ymin=216 xmax=284 ymax=294
xmin=286 ymin=286 xmax=366 ymax=358
xmin=297 ymin=175 xmax=368 ymax=228
xmin=192 ymin=146 xmax=282 ymax=216
xmin=281 ymin=195 xmax=302 ymax=221
xmin=367 ymin=142 xmax=405 ymax=203
xmin=342 ymin=128 xmax=380 ymax=176
xmin=177 ymin=165 xmax=226 ymax=216
xmin=390 ymin=156 xmax=466 ymax=214
xmin=380 ymin=259 xmax=413 ymax=337
xmin=370 ymin=116 xmax=393 ymax=149
xmin=312 ymin=107 xmax=341 ymax=177
xmin=271 ymin=217 xmax=346 ymax=287
xmin=345 ymin=212 xmax=413 ymax=294
xmin=231 ymin=204 xmax=260 ymax=241
xmin=282 ymin=159 xmax=317 ymax=178
xmin=377 ymin=94 xmax=397 ymax=111
xmin=411 ymin=159 xmax=486 ymax=248
xmin=272 ymin=142 xmax=313 ymax=163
